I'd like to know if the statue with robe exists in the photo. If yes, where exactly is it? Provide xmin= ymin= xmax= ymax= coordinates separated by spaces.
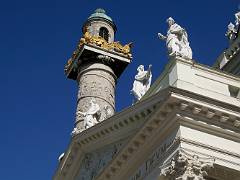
xmin=235 ymin=11 xmax=240 ymax=27
xmin=225 ymin=12 xmax=240 ymax=43
xmin=158 ymin=17 xmax=193 ymax=60
xmin=225 ymin=22 xmax=237 ymax=43
xmin=131 ymin=64 xmax=152 ymax=101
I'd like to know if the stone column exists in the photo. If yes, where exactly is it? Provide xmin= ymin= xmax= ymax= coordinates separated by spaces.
xmin=66 ymin=8 xmax=132 ymax=136
xmin=75 ymin=60 xmax=116 ymax=132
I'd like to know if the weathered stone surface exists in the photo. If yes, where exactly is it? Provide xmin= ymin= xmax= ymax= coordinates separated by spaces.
xmin=75 ymin=140 xmax=125 ymax=180
xmin=131 ymin=64 xmax=152 ymax=101
xmin=85 ymin=20 xmax=115 ymax=43
xmin=75 ymin=63 xmax=116 ymax=131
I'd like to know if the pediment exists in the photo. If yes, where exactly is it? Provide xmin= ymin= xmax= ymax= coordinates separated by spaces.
xmin=54 ymin=87 xmax=240 ymax=180
xmin=53 ymin=87 xmax=171 ymax=180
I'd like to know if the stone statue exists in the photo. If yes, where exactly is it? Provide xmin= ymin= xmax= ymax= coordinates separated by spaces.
xmin=158 ymin=17 xmax=193 ymax=60
xmin=225 ymin=11 xmax=240 ymax=43
xmin=131 ymin=64 xmax=152 ymax=101
xmin=235 ymin=11 xmax=240 ymax=27
xmin=225 ymin=22 xmax=237 ymax=42
xmin=77 ymin=99 xmax=101 ymax=129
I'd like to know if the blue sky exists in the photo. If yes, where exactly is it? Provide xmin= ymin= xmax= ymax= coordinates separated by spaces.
xmin=0 ymin=0 xmax=239 ymax=179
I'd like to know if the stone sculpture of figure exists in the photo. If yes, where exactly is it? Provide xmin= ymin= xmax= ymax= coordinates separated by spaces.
xmin=131 ymin=64 xmax=152 ymax=101
xmin=225 ymin=22 xmax=237 ymax=43
xmin=77 ymin=99 xmax=101 ymax=129
xmin=158 ymin=17 xmax=193 ymax=60
xmin=235 ymin=11 xmax=240 ymax=27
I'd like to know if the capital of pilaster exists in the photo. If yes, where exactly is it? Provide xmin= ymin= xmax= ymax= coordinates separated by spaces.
xmin=160 ymin=150 xmax=214 ymax=180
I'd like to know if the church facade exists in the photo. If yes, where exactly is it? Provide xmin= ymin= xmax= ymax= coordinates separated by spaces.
xmin=53 ymin=9 xmax=240 ymax=180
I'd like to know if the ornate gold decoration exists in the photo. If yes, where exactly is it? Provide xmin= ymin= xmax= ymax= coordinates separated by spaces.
xmin=65 ymin=31 xmax=132 ymax=73
xmin=78 ymin=31 xmax=132 ymax=58
xmin=64 ymin=58 xmax=73 ymax=73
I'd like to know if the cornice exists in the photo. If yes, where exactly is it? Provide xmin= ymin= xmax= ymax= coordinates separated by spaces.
xmin=54 ymin=87 xmax=240 ymax=180
xmin=175 ymin=100 xmax=240 ymax=135
xmin=170 ymin=87 xmax=240 ymax=114
xmin=180 ymin=137 xmax=240 ymax=161
xmin=176 ymin=57 xmax=240 ymax=81
xmin=96 ymin=89 xmax=240 ymax=180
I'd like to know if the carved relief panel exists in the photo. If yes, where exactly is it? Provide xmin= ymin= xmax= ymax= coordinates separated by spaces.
xmin=78 ymin=72 xmax=115 ymax=108
xmin=75 ymin=140 xmax=126 ymax=180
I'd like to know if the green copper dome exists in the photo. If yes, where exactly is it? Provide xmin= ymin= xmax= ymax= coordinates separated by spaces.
xmin=88 ymin=8 xmax=113 ymax=22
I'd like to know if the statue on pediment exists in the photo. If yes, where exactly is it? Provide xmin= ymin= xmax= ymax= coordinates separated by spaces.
xmin=225 ymin=22 xmax=237 ymax=43
xmin=235 ymin=11 xmax=240 ymax=27
xmin=158 ymin=17 xmax=193 ymax=60
xmin=131 ymin=64 xmax=152 ymax=101
xmin=225 ymin=12 xmax=240 ymax=43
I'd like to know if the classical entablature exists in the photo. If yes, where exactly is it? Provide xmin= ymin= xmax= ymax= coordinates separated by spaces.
xmin=54 ymin=86 xmax=240 ymax=180
xmin=96 ymin=88 xmax=240 ymax=180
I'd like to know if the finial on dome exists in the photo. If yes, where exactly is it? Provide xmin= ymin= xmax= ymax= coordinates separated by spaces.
xmin=95 ymin=8 xmax=106 ymax=14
